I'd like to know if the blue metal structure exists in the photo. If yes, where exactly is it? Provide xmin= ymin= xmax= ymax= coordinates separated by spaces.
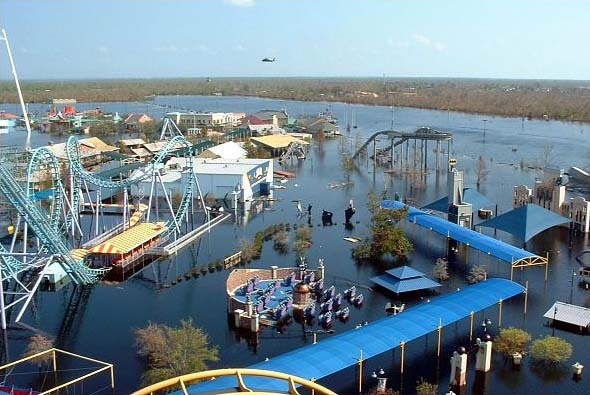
xmin=188 ymin=278 xmax=524 ymax=393
xmin=370 ymin=266 xmax=441 ymax=294
xmin=381 ymin=200 xmax=540 ymax=264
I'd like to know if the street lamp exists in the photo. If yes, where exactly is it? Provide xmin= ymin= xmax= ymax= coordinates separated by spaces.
xmin=481 ymin=318 xmax=492 ymax=333
xmin=570 ymin=270 xmax=577 ymax=304
xmin=552 ymin=305 xmax=558 ymax=336
xmin=371 ymin=368 xmax=387 ymax=394
xmin=482 ymin=119 xmax=488 ymax=142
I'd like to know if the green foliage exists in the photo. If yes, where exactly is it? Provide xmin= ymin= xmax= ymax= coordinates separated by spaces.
xmin=415 ymin=377 xmax=438 ymax=395
xmin=494 ymin=327 xmax=531 ymax=356
xmin=530 ymin=336 xmax=573 ymax=364
xmin=135 ymin=319 xmax=219 ymax=388
xmin=432 ymin=258 xmax=450 ymax=281
xmin=8 ymin=78 xmax=590 ymax=122
xmin=467 ymin=265 xmax=487 ymax=284
xmin=243 ymin=140 xmax=271 ymax=159
xmin=353 ymin=193 xmax=412 ymax=260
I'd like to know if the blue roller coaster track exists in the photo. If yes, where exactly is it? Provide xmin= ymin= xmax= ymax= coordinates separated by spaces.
xmin=0 ymin=135 xmax=195 ymax=285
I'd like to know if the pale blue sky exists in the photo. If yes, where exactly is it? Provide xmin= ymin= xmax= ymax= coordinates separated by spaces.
xmin=1 ymin=0 xmax=589 ymax=80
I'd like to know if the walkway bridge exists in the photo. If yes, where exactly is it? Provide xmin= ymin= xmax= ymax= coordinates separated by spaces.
xmin=353 ymin=127 xmax=453 ymax=169
xmin=188 ymin=278 xmax=524 ymax=393
xmin=382 ymin=200 xmax=548 ymax=278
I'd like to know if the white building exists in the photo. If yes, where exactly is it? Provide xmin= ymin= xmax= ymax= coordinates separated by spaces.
xmin=198 ymin=141 xmax=247 ymax=160
xmin=165 ymin=111 xmax=244 ymax=129
xmin=132 ymin=157 xmax=273 ymax=203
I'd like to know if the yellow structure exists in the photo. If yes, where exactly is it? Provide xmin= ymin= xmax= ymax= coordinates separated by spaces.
xmin=90 ymin=222 xmax=165 ymax=255
xmin=251 ymin=135 xmax=309 ymax=152
xmin=132 ymin=368 xmax=336 ymax=395
xmin=0 ymin=348 xmax=114 ymax=395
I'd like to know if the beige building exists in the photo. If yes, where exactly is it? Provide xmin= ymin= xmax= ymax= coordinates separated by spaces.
xmin=165 ymin=111 xmax=244 ymax=129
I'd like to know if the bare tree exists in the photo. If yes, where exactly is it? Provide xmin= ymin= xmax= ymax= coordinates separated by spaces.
xmin=475 ymin=156 xmax=488 ymax=189
xmin=467 ymin=265 xmax=487 ymax=284
xmin=433 ymin=258 xmax=450 ymax=281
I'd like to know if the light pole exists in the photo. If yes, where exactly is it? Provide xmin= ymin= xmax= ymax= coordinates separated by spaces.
xmin=570 ymin=270 xmax=577 ymax=304
xmin=481 ymin=318 xmax=492 ymax=334
xmin=482 ymin=119 xmax=488 ymax=143
xmin=371 ymin=368 xmax=387 ymax=394
xmin=552 ymin=305 xmax=558 ymax=336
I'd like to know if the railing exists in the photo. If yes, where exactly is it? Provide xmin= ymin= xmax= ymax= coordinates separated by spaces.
xmin=131 ymin=368 xmax=336 ymax=395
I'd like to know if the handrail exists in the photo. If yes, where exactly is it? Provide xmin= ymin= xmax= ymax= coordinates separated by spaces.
xmin=132 ymin=368 xmax=336 ymax=395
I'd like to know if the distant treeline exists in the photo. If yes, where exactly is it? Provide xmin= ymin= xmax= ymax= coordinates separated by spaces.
xmin=2 ymin=77 xmax=590 ymax=122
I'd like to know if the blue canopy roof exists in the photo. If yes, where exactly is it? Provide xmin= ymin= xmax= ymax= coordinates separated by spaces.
xmin=477 ymin=203 xmax=571 ymax=243
xmin=381 ymin=200 xmax=539 ymax=263
xmin=371 ymin=273 xmax=441 ymax=294
xmin=186 ymin=279 xmax=524 ymax=393
xmin=422 ymin=188 xmax=493 ymax=213
xmin=385 ymin=265 xmax=424 ymax=279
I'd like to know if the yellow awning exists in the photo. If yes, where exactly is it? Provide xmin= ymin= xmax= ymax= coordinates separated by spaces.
xmin=251 ymin=135 xmax=309 ymax=150
xmin=90 ymin=222 xmax=166 ymax=255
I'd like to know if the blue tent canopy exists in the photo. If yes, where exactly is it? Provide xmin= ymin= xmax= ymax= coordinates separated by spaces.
xmin=422 ymin=188 xmax=494 ymax=213
xmin=186 ymin=279 xmax=524 ymax=393
xmin=477 ymin=204 xmax=571 ymax=242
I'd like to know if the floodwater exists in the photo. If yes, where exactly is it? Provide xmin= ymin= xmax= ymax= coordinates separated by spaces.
xmin=1 ymin=96 xmax=590 ymax=395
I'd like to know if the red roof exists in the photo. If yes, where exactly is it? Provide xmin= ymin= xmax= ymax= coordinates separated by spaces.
xmin=241 ymin=114 xmax=266 ymax=125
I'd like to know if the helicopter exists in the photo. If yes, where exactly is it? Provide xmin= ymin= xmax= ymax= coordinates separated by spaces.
xmin=261 ymin=57 xmax=276 ymax=62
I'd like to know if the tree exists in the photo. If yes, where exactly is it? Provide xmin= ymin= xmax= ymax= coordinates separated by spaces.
xmin=135 ymin=319 xmax=219 ymax=387
xmin=341 ymin=154 xmax=355 ymax=182
xmin=273 ymin=231 xmax=290 ymax=253
xmin=475 ymin=155 xmax=488 ymax=189
xmin=22 ymin=334 xmax=54 ymax=368
xmin=294 ymin=226 xmax=312 ymax=258
xmin=530 ymin=336 xmax=572 ymax=364
xmin=416 ymin=378 xmax=438 ymax=395
xmin=432 ymin=258 xmax=449 ymax=281
xmin=467 ymin=265 xmax=487 ymax=284
xmin=494 ymin=327 xmax=531 ymax=357
xmin=238 ymin=237 xmax=257 ymax=262
xmin=353 ymin=193 xmax=412 ymax=260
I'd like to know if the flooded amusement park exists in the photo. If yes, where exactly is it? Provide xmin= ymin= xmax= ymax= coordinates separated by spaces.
xmin=2 ymin=95 xmax=590 ymax=395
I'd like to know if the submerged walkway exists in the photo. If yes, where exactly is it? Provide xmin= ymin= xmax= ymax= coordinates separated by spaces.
xmin=382 ymin=200 xmax=547 ymax=269
xmin=187 ymin=278 xmax=524 ymax=393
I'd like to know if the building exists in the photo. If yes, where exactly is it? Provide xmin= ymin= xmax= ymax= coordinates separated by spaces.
xmin=124 ymin=113 xmax=154 ymax=130
xmin=252 ymin=110 xmax=290 ymax=127
xmin=197 ymin=141 xmax=247 ymax=160
xmin=238 ymin=123 xmax=284 ymax=136
xmin=132 ymin=156 xmax=273 ymax=203
xmin=165 ymin=111 xmax=244 ymax=129
xmin=251 ymin=134 xmax=309 ymax=157
xmin=44 ymin=137 xmax=119 ymax=167
xmin=295 ymin=117 xmax=341 ymax=136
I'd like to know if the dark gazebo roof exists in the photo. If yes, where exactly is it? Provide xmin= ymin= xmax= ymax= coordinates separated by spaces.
xmin=477 ymin=204 xmax=571 ymax=243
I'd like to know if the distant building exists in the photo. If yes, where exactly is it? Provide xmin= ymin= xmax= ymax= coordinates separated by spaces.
xmin=295 ymin=117 xmax=340 ymax=136
xmin=252 ymin=110 xmax=290 ymax=127
xmin=123 ymin=113 xmax=154 ymax=130
xmin=165 ymin=111 xmax=244 ymax=129
xmin=251 ymin=134 xmax=309 ymax=157
xmin=198 ymin=141 xmax=247 ymax=160
xmin=44 ymin=137 xmax=118 ymax=167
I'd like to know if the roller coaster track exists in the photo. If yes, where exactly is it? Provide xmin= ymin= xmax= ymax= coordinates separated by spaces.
xmin=66 ymin=135 xmax=195 ymax=236
xmin=0 ymin=161 xmax=98 ymax=284
xmin=352 ymin=127 xmax=453 ymax=159
xmin=1 ymin=134 xmax=195 ymax=286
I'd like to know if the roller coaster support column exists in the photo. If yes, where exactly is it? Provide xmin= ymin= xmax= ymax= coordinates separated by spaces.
xmin=0 ymin=266 xmax=7 ymax=329
xmin=424 ymin=140 xmax=428 ymax=171
xmin=147 ymin=171 xmax=156 ymax=222
xmin=95 ymin=189 xmax=100 ymax=237
xmin=436 ymin=141 xmax=441 ymax=170
xmin=123 ymin=187 xmax=128 ymax=230
xmin=157 ymin=172 xmax=181 ymax=234
xmin=390 ymin=138 xmax=394 ymax=168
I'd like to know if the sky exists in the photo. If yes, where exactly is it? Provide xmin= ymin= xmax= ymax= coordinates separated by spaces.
xmin=1 ymin=0 xmax=589 ymax=80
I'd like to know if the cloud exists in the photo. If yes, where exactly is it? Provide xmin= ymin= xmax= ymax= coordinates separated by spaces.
xmin=387 ymin=38 xmax=409 ymax=49
xmin=98 ymin=46 xmax=109 ymax=54
xmin=154 ymin=45 xmax=179 ymax=53
xmin=20 ymin=47 xmax=29 ymax=53
xmin=224 ymin=0 xmax=255 ymax=7
xmin=413 ymin=34 xmax=446 ymax=51
xmin=234 ymin=44 xmax=247 ymax=52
